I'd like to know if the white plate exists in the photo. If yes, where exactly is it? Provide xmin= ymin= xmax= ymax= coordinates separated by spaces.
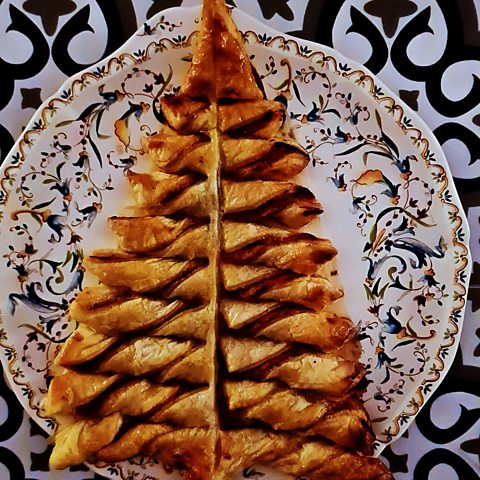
xmin=0 ymin=5 xmax=471 ymax=479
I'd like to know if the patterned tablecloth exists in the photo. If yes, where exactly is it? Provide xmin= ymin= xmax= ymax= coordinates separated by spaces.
xmin=0 ymin=1 xmax=479 ymax=479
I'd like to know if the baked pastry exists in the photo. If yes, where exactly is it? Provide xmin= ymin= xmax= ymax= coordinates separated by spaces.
xmin=44 ymin=0 xmax=393 ymax=479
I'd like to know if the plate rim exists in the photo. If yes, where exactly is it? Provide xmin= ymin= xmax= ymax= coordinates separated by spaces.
xmin=0 ymin=2 xmax=472 ymax=465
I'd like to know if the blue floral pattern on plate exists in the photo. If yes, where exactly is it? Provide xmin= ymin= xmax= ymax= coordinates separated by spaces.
xmin=0 ymin=5 xmax=471 ymax=479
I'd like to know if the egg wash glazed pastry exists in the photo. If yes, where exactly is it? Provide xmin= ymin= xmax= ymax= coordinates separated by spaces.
xmin=43 ymin=0 xmax=393 ymax=478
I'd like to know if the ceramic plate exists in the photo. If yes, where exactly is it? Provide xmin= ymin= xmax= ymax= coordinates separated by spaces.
xmin=0 ymin=5 xmax=471 ymax=479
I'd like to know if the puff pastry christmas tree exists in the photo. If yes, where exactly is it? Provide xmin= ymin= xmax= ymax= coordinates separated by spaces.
xmin=44 ymin=1 xmax=393 ymax=478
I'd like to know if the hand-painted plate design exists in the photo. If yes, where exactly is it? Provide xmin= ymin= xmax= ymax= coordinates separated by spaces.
xmin=0 ymin=5 xmax=471 ymax=479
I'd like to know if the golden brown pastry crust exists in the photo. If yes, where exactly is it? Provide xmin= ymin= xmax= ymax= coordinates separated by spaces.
xmin=44 ymin=1 xmax=393 ymax=479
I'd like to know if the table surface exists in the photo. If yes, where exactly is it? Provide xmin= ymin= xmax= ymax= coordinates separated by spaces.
xmin=0 ymin=1 xmax=479 ymax=479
